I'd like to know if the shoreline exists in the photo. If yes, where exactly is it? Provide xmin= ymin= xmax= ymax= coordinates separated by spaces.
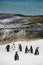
xmin=0 ymin=38 xmax=42 ymax=45
xmin=0 ymin=13 xmax=43 ymax=17
xmin=0 ymin=38 xmax=43 ymax=45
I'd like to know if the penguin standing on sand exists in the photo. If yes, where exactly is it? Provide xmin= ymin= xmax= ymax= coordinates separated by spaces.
xmin=25 ymin=46 xmax=29 ymax=53
xmin=6 ymin=45 xmax=10 ymax=52
xmin=30 ymin=46 xmax=33 ymax=53
xmin=14 ymin=51 xmax=19 ymax=61
xmin=34 ymin=47 xmax=39 ymax=55
xmin=18 ymin=44 xmax=22 ymax=52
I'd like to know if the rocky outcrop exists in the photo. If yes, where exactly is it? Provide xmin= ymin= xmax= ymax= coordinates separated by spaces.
xmin=0 ymin=14 xmax=43 ymax=42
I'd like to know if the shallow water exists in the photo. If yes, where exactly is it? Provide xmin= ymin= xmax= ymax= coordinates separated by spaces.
xmin=0 ymin=0 xmax=43 ymax=15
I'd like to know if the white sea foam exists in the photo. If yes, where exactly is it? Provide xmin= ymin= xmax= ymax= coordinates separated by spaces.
xmin=1 ymin=18 xmax=13 ymax=22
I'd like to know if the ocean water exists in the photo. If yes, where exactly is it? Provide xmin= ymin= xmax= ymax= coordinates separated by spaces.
xmin=0 ymin=0 xmax=43 ymax=15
